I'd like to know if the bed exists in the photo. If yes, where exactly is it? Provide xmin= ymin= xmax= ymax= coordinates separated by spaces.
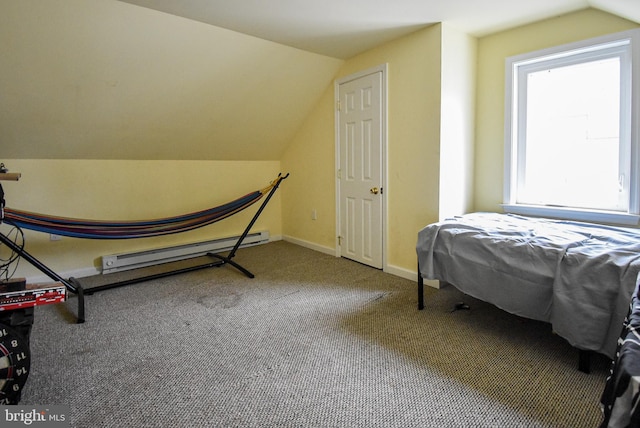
xmin=416 ymin=212 xmax=640 ymax=367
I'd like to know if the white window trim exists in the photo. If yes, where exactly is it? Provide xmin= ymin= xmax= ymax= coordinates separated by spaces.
xmin=503 ymin=29 xmax=640 ymax=226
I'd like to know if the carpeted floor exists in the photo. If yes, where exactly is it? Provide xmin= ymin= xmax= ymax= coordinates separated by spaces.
xmin=21 ymin=241 xmax=610 ymax=427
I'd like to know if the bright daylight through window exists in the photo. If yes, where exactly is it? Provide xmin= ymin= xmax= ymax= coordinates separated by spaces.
xmin=503 ymin=29 xmax=640 ymax=225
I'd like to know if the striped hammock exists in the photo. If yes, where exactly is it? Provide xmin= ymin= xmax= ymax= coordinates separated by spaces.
xmin=2 ymin=177 xmax=283 ymax=240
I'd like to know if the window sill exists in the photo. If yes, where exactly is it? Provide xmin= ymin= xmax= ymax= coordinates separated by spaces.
xmin=501 ymin=204 xmax=640 ymax=226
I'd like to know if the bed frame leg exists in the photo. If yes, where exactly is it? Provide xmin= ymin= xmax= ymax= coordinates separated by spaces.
xmin=418 ymin=261 xmax=424 ymax=310
xmin=578 ymin=350 xmax=591 ymax=373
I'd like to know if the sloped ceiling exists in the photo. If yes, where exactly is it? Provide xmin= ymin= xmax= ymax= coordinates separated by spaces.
xmin=1 ymin=0 xmax=639 ymax=161
xmin=117 ymin=0 xmax=640 ymax=59
xmin=0 ymin=0 xmax=343 ymax=161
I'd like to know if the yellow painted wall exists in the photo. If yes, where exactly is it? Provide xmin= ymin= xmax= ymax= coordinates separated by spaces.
xmin=279 ymin=87 xmax=338 ymax=253
xmin=1 ymin=160 xmax=281 ymax=279
xmin=281 ymin=25 xmax=443 ymax=274
xmin=5 ymin=4 xmax=639 ymax=285
xmin=0 ymin=0 xmax=336 ymax=281
xmin=475 ymin=9 xmax=640 ymax=212
xmin=439 ymin=25 xmax=477 ymax=221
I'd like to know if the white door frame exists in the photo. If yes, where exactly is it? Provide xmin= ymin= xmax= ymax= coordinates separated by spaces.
xmin=334 ymin=63 xmax=388 ymax=270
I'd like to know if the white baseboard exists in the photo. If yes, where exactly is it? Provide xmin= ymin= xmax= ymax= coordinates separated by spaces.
xmin=282 ymin=235 xmax=336 ymax=256
xmin=26 ymin=236 xmax=284 ymax=284
xmin=384 ymin=264 xmax=417 ymax=282
xmin=422 ymin=278 xmax=441 ymax=289
xmin=382 ymin=265 xmax=440 ymax=288
xmin=281 ymin=236 xmax=436 ymax=288
xmin=26 ymin=237 xmax=434 ymax=291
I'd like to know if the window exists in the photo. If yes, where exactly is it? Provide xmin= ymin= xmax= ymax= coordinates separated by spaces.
xmin=504 ymin=29 xmax=640 ymax=225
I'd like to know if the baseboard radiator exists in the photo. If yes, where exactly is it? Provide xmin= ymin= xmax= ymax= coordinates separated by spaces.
xmin=101 ymin=231 xmax=269 ymax=274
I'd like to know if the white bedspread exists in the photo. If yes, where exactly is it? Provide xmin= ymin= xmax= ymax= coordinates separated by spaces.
xmin=416 ymin=212 xmax=640 ymax=358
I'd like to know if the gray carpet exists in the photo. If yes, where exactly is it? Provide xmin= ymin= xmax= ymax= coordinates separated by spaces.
xmin=21 ymin=241 xmax=610 ymax=427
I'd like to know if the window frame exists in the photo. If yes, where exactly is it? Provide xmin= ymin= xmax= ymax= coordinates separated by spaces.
xmin=503 ymin=29 xmax=640 ymax=226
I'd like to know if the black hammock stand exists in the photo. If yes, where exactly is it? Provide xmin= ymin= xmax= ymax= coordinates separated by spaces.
xmin=0 ymin=173 xmax=289 ymax=323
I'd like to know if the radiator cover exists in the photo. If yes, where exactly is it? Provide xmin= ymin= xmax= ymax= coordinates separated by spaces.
xmin=101 ymin=231 xmax=269 ymax=274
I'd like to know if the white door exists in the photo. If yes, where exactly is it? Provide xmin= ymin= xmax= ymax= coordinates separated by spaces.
xmin=337 ymin=68 xmax=384 ymax=269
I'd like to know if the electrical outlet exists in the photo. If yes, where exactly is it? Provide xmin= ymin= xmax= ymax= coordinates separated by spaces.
xmin=50 ymin=234 xmax=62 ymax=241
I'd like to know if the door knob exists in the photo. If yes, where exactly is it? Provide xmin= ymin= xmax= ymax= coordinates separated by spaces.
xmin=370 ymin=187 xmax=379 ymax=195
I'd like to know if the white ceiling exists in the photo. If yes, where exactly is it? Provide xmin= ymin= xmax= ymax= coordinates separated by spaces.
xmin=118 ymin=0 xmax=640 ymax=59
